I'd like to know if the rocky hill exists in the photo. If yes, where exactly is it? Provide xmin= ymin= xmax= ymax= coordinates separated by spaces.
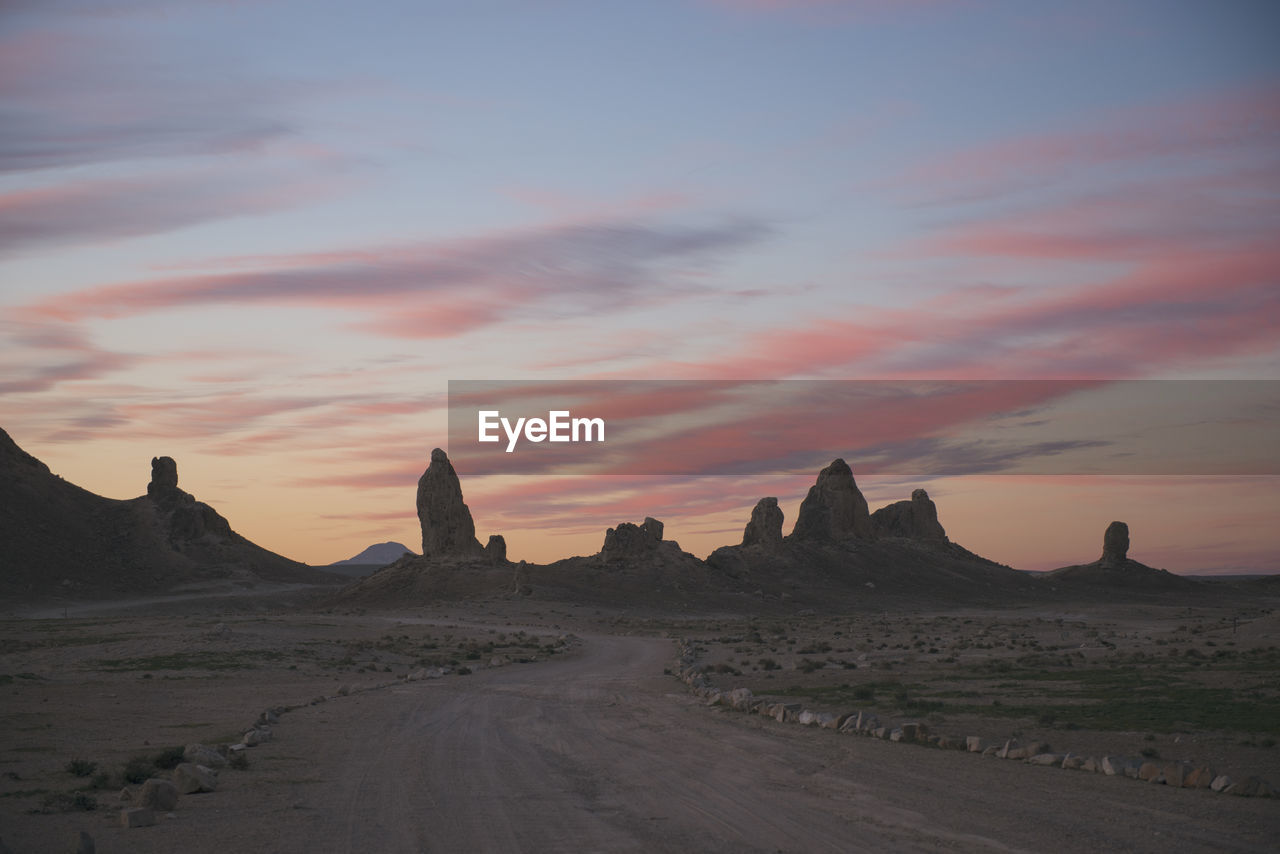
xmin=705 ymin=460 xmax=1035 ymax=603
xmin=1042 ymin=521 xmax=1198 ymax=592
xmin=0 ymin=427 xmax=338 ymax=601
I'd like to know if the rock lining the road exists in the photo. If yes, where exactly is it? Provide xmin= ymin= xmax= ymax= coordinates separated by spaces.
xmin=671 ymin=638 xmax=1277 ymax=799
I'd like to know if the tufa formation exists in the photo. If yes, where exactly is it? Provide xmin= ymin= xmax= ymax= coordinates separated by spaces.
xmin=1101 ymin=521 xmax=1129 ymax=566
xmin=602 ymin=517 xmax=665 ymax=560
xmin=416 ymin=448 xmax=482 ymax=558
xmin=790 ymin=458 xmax=873 ymax=542
xmin=870 ymin=489 xmax=947 ymax=541
xmin=741 ymin=497 xmax=784 ymax=549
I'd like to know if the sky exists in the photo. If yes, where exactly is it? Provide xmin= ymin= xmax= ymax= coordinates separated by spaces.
xmin=2 ymin=0 xmax=1278 ymax=574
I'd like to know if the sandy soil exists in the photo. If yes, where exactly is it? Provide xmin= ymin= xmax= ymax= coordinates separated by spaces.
xmin=1 ymin=599 xmax=1277 ymax=853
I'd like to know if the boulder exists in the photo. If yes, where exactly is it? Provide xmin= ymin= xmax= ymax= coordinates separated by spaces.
xmin=1101 ymin=755 xmax=1129 ymax=776
xmin=120 ymin=808 xmax=157 ymax=828
xmin=870 ymin=489 xmax=947 ymax=541
xmin=138 ymin=778 xmax=178 ymax=812
xmin=183 ymin=743 xmax=226 ymax=768
xmin=791 ymin=459 xmax=873 ymax=542
xmin=173 ymin=763 xmax=217 ymax=794
xmin=1061 ymin=754 xmax=1087 ymax=770
xmin=741 ymin=497 xmax=784 ymax=549
xmin=899 ymin=722 xmax=926 ymax=742
xmin=1210 ymin=774 xmax=1233 ymax=793
xmin=966 ymin=736 xmax=986 ymax=753
xmin=1183 ymin=766 xmax=1215 ymax=789
xmin=1138 ymin=761 xmax=1164 ymax=783
xmin=416 ymin=449 xmax=482 ymax=558
xmin=1027 ymin=753 xmax=1065 ymax=766
xmin=1101 ymin=521 xmax=1129 ymax=566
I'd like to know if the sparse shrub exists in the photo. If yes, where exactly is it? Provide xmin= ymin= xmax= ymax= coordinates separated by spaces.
xmin=456 ymin=666 xmax=472 ymax=676
xmin=1038 ymin=713 xmax=1056 ymax=727
xmin=798 ymin=658 xmax=823 ymax=674
xmin=853 ymin=686 xmax=874 ymax=701
xmin=1143 ymin=733 xmax=1156 ymax=742
xmin=65 ymin=759 xmax=96 ymax=778
xmin=228 ymin=751 xmax=250 ymax=770
xmin=152 ymin=746 xmax=185 ymax=770
xmin=758 ymin=658 xmax=781 ymax=671
xmin=1140 ymin=747 xmax=1159 ymax=758
xmin=122 ymin=757 xmax=155 ymax=784
xmin=36 ymin=791 xmax=97 ymax=813
xmin=89 ymin=771 xmax=112 ymax=789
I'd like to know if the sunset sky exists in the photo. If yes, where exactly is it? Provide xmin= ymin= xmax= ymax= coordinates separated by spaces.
xmin=3 ymin=0 xmax=1278 ymax=574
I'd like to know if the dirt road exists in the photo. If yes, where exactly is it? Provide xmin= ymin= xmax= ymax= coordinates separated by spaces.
xmin=26 ymin=632 xmax=1278 ymax=853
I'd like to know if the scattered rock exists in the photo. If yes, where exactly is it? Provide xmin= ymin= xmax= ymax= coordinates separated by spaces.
xmin=139 ymin=778 xmax=178 ymax=812
xmin=184 ymin=744 xmax=226 ymax=768
xmin=173 ymin=763 xmax=217 ymax=795
xmin=1027 ymin=753 xmax=1066 ymax=767
xmin=120 ymin=808 xmax=157 ymax=828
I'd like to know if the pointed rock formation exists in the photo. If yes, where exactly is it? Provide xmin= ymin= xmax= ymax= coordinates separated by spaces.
xmin=1044 ymin=521 xmax=1194 ymax=591
xmin=147 ymin=456 xmax=179 ymax=496
xmin=485 ymin=534 xmax=507 ymax=564
xmin=1101 ymin=521 xmax=1129 ymax=566
xmin=416 ymin=448 xmax=482 ymax=558
xmin=741 ymin=497 xmax=783 ymax=549
xmin=602 ymin=517 xmax=665 ymax=560
xmin=145 ymin=455 xmax=233 ymax=543
xmin=790 ymin=459 xmax=872 ymax=542
xmin=870 ymin=489 xmax=947 ymax=541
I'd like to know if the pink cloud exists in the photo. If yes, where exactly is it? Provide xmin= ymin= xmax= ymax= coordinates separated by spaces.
xmin=21 ymin=219 xmax=770 ymax=340
xmin=896 ymin=84 xmax=1280 ymax=201
xmin=0 ymin=168 xmax=348 ymax=255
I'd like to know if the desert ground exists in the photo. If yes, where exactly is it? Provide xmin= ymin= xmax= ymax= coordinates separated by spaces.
xmin=1 ymin=592 xmax=1278 ymax=854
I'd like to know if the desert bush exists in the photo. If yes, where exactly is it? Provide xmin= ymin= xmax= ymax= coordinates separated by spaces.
xmin=64 ymin=759 xmax=96 ymax=777
xmin=757 ymin=658 xmax=781 ymax=671
xmin=122 ymin=757 xmax=155 ymax=784
xmin=36 ymin=792 xmax=96 ymax=813
xmin=152 ymin=746 xmax=185 ymax=770
xmin=228 ymin=751 xmax=250 ymax=770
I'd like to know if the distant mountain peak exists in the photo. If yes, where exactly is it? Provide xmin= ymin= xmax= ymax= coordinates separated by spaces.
xmin=333 ymin=541 xmax=416 ymax=566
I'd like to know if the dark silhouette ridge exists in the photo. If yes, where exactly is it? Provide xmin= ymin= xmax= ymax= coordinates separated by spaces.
xmin=1044 ymin=521 xmax=1195 ymax=591
xmin=0 ymin=427 xmax=336 ymax=601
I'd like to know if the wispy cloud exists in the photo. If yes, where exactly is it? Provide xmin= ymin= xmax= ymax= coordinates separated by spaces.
xmin=22 ymin=218 xmax=772 ymax=335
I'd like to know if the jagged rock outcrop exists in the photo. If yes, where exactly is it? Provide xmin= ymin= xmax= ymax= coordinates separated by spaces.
xmin=1101 ymin=521 xmax=1129 ymax=565
xmin=485 ymin=534 xmax=507 ymax=563
xmin=147 ymin=456 xmax=179 ymax=495
xmin=602 ymin=517 xmax=664 ymax=560
xmin=741 ymin=497 xmax=783 ymax=549
xmin=790 ymin=459 xmax=872 ymax=542
xmin=416 ymin=448 xmax=482 ymax=558
xmin=0 ymin=427 xmax=330 ymax=600
xmin=870 ymin=489 xmax=947 ymax=541
xmin=1044 ymin=521 xmax=1195 ymax=591
xmin=145 ymin=456 xmax=233 ymax=544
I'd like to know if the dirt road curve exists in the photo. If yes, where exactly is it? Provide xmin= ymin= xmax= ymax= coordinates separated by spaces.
xmin=67 ymin=632 xmax=1280 ymax=854
xmin=263 ymin=634 xmax=1273 ymax=854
